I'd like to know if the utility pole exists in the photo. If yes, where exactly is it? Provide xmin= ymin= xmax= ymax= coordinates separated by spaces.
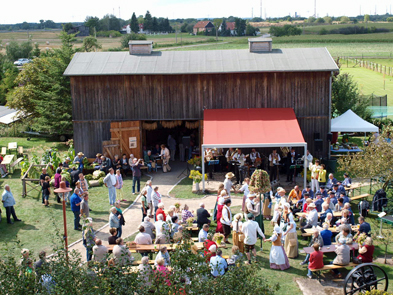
xmin=252 ymin=7 xmax=253 ymax=18
xmin=314 ymin=0 xmax=316 ymax=17
xmin=260 ymin=0 xmax=262 ymax=19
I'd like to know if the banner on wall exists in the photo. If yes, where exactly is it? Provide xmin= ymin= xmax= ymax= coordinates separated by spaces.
xmin=129 ymin=137 xmax=137 ymax=149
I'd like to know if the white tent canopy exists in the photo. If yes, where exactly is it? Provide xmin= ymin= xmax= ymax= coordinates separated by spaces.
xmin=331 ymin=109 xmax=378 ymax=133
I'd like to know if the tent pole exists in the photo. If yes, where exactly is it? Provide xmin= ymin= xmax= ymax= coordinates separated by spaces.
xmin=303 ymin=144 xmax=307 ymax=189
xmin=202 ymin=147 xmax=205 ymax=191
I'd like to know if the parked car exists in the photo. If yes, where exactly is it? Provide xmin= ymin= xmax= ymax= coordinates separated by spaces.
xmin=14 ymin=58 xmax=31 ymax=66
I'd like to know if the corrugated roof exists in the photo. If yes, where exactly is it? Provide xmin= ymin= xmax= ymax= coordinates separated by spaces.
xmin=64 ymin=48 xmax=339 ymax=76
xmin=0 ymin=106 xmax=25 ymax=125
xmin=248 ymin=37 xmax=272 ymax=42
xmin=129 ymin=41 xmax=153 ymax=45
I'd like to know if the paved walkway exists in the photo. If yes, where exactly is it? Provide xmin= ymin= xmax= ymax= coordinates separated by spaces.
xmin=69 ymin=161 xmax=242 ymax=260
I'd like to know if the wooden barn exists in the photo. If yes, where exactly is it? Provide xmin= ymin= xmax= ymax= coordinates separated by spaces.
xmin=64 ymin=39 xmax=339 ymax=160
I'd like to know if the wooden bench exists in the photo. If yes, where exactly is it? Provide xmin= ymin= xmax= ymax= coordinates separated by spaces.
xmin=309 ymin=262 xmax=358 ymax=281
xmin=1 ymin=147 xmax=6 ymax=155
xmin=17 ymin=146 xmax=24 ymax=155
xmin=10 ymin=157 xmax=23 ymax=174
xmin=350 ymin=194 xmax=370 ymax=202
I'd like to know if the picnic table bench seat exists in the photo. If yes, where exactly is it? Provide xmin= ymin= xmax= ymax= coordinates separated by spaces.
xmin=309 ymin=262 xmax=357 ymax=272
xmin=1 ymin=147 xmax=6 ymax=155
xmin=350 ymin=194 xmax=371 ymax=201
xmin=18 ymin=146 xmax=24 ymax=155
xmin=10 ymin=157 xmax=23 ymax=173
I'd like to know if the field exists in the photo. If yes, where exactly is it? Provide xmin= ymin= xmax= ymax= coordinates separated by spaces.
xmin=303 ymin=22 xmax=393 ymax=34
xmin=364 ymin=58 xmax=393 ymax=67
xmin=0 ymin=137 xmax=147 ymax=257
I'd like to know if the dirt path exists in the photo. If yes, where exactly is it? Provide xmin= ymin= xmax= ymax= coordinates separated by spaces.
xmin=68 ymin=161 xmax=242 ymax=260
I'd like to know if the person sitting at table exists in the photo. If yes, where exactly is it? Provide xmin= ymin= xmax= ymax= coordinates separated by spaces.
xmin=108 ymin=228 xmax=118 ymax=245
xmin=335 ymin=227 xmax=353 ymax=244
xmin=326 ymin=173 xmax=338 ymax=190
xmin=343 ymin=203 xmax=355 ymax=225
xmin=354 ymin=237 xmax=374 ymax=264
xmin=300 ymin=203 xmax=318 ymax=234
xmin=198 ymin=224 xmax=210 ymax=243
xmin=171 ymin=216 xmax=180 ymax=238
xmin=140 ymin=216 xmax=156 ymax=240
xmin=227 ymin=245 xmax=245 ymax=266
xmin=324 ymin=213 xmax=335 ymax=227
xmin=300 ymin=228 xmax=324 ymax=265
xmin=112 ymin=155 xmax=121 ymax=171
xmin=328 ymin=191 xmax=338 ymax=206
xmin=307 ymin=243 xmax=324 ymax=279
xmin=173 ymin=226 xmax=183 ymax=243
xmin=342 ymin=173 xmax=352 ymax=187
xmin=331 ymin=238 xmax=351 ymax=278
xmin=339 ymin=192 xmax=350 ymax=205
xmin=288 ymin=185 xmax=302 ymax=205
xmin=121 ymin=154 xmax=130 ymax=176
xmin=100 ymin=156 xmax=111 ymax=174
xmin=356 ymin=216 xmax=371 ymax=236
xmin=319 ymin=202 xmax=333 ymax=222
xmin=210 ymin=249 xmax=228 ymax=277
xmin=155 ymin=246 xmax=171 ymax=266
xmin=113 ymin=238 xmax=134 ymax=266
xmin=337 ymin=209 xmax=351 ymax=226
xmin=134 ymin=225 xmax=152 ymax=258
xmin=144 ymin=150 xmax=156 ymax=173
xmin=314 ymin=193 xmax=324 ymax=212
xmin=320 ymin=223 xmax=333 ymax=246
xmin=155 ymin=230 xmax=170 ymax=245
xmin=335 ymin=182 xmax=346 ymax=196
xmin=154 ymin=257 xmax=171 ymax=286
xmin=197 ymin=203 xmax=211 ymax=229
xmin=138 ymin=256 xmax=153 ymax=286
xmin=203 ymin=233 xmax=217 ymax=261
xmin=155 ymin=214 xmax=169 ymax=236
xmin=318 ymin=186 xmax=328 ymax=199
xmin=301 ymin=196 xmax=312 ymax=214
xmin=325 ymin=196 xmax=336 ymax=211
xmin=334 ymin=198 xmax=345 ymax=212
xmin=302 ymin=186 xmax=315 ymax=199
xmin=181 ymin=204 xmax=194 ymax=223
xmin=93 ymin=153 xmax=102 ymax=169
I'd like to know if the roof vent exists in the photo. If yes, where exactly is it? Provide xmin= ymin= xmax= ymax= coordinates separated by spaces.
xmin=128 ymin=41 xmax=153 ymax=55
xmin=248 ymin=38 xmax=272 ymax=53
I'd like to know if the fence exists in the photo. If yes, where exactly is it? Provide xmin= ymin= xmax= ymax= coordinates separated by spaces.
xmin=340 ymin=57 xmax=393 ymax=77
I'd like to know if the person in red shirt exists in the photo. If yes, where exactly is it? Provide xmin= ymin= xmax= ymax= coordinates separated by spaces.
xmin=204 ymin=234 xmax=218 ymax=262
xmin=307 ymin=243 xmax=324 ymax=279
xmin=355 ymin=237 xmax=374 ymax=263
xmin=155 ymin=203 xmax=166 ymax=221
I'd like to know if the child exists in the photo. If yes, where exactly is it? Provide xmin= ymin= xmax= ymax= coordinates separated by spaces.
xmin=307 ymin=243 xmax=324 ymax=279
xmin=115 ymin=169 xmax=125 ymax=202
xmin=42 ymin=176 xmax=51 ymax=207
xmin=227 ymin=245 xmax=244 ymax=267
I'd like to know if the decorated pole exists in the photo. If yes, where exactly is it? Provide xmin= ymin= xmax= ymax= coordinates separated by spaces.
xmin=54 ymin=181 xmax=72 ymax=260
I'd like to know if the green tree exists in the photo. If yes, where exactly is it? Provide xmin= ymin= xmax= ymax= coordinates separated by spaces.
xmin=6 ymin=32 xmax=76 ymax=134
xmin=144 ymin=10 xmax=153 ymax=32
xmin=120 ymin=33 xmax=147 ymax=48
xmin=44 ymin=20 xmax=56 ymax=28
xmin=340 ymin=16 xmax=350 ymax=23
xmin=245 ymin=24 xmax=256 ymax=36
xmin=84 ymin=16 xmax=101 ymax=35
xmin=387 ymin=17 xmax=393 ymax=22
xmin=234 ymin=17 xmax=246 ymax=36
xmin=31 ymin=42 xmax=41 ymax=57
xmin=5 ymin=40 xmax=33 ymax=60
xmin=152 ymin=17 xmax=158 ymax=32
xmin=180 ymin=22 xmax=188 ymax=33
xmin=80 ymin=36 xmax=102 ymax=52
xmin=220 ymin=20 xmax=230 ymax=36
xmin=315 ymin=17 xmax=325 ymax=24
xmin=331 ymin=73 xmax=371 ymax=120
xmin=39 ymin=19 xmax=44 ymax=29
xmin=307 ymin=16 xmax=316 ymax=24
xmin=0 ymin=54 xmax=18 ymax=105
xmin=21 ymin=22 xmax=30 ymax=30
xmin=213 ymin=18 xmax=222 ymax=41
xmin=364 ymin=14 xmax=370 ymax=23
xmin=62 ymin=23 xmax=74 ymax=33
xmin=130 ymin=12 xmax=139 ymax=33
xmin=323 ymin=16 xmax=332 ymax=24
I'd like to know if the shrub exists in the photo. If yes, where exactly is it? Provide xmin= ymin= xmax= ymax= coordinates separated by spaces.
xmin=319 ymin=28 xmax=328 ymax=35
xmin=269 ymin=24 xmax=302 ymax=37
xmin=120 ymin=33 xmax=147 ymax=48
xmin=95 ymin=30 xmax=122 ymax=38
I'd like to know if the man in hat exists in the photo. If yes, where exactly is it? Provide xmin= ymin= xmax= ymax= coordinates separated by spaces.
xmin=242 ymin=212 xmax=265 ymax=264
xmin=319 ymin=186 xmax=328 ymax=199
xmin=224 ymin=172 xmax=235 ymax=196
xmin=245 ymin=193 xmax=260 ymax=220
xmin=63 ymin=157 xmax=71 ymax=171
xmin=301 ymin=186 xmax=314 ymax=199
xmin=73 ymin=152 xmax=85 ymax=171
xmin=314 ymin=193 xmax=324 ymax=212
xmin=300 ymin=202 xmax=318 ymax=233
xmin=328 ymin=191 xmax=338 ymax=206
xmin=342 ymin=173 xmax=352 ymax=187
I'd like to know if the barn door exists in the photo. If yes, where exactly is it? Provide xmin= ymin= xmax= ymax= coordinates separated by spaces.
xmin=102 ymin=140 xmax=120 ymax=159
xmin=110 ymin=121 xmax=142 ymax=159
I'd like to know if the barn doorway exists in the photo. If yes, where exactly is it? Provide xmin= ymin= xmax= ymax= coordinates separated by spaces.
xmin=142 ymin=121 xmax=200 ymax=161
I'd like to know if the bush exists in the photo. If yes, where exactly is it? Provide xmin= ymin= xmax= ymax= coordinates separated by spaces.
xmin=269 ymin=24 xmax=302 ymax=37
xmin=95 ymin=30 xmax=122 ymax=38
xmin=120 ymin=33 xmax=147 ymax=48
xmin=319 ymin=28 xmax=328 ymax=35
xmin=387 ymin=17 xmax=393 ymax=22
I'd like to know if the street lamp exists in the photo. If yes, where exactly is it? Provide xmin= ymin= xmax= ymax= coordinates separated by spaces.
xmin=54 ymin=181 xmax=72 ymax=259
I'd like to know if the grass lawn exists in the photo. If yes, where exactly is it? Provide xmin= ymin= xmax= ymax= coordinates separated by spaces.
xmin=0 ymin=136 xmax=68 ymax=154
xmin=340 ymin=64 xmax=393 ymax=104
xmin=0 ymin=136 xmax=148 ymax=258
xmin=364 ymin=58 xmax=393 ymax=67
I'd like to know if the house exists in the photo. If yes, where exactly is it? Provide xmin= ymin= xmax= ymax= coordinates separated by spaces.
xmin=69 ymin=25 xmax=89 ymax=37
xmin=193 ymin=21 xmax=214 ymax=34
xmin=220 ymin=22 xmax=236 ymax=35
xmin=64 ymin=39 xmax=338 ymax=159
xmin=121 ymin=25 xmax=131 ymax=34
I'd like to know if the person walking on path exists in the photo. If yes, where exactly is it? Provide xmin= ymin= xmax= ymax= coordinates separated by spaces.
xmin=131 ymin=158 xmax=144 ymax=195
xmin=115 ymin=169 xmax=125 ymax=201
xmin=70 ymin=189 xmax=82 ymax=230
xmin=2 ymin=185 xmax=22 ymax=224
xmin=103 ymin=168 xmax=117 ymax=205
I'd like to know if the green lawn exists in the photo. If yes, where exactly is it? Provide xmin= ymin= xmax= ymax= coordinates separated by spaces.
xmin=0 ymin=137 xmax=148 ymax=258
xmin=340 ymin=64 xmax=393 ymax=104
xmin=303 ymin=22 xmax=393 ymax=34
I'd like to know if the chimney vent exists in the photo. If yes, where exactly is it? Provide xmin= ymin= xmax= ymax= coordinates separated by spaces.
xmin=129 ymin=40 xmax=153 ymax=55
xmin=248 ymin=37 xmax=272 ymax=53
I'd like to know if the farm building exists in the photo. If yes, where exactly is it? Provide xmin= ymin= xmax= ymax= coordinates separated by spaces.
xmin=64 ymin=39 xmax=339 ymax=160
xmin=193 ymin=21 xmax=214 ymax=34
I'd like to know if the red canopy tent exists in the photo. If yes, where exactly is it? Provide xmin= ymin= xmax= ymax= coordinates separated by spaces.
xmin=202 ymin=108 xmax=308 ymax=190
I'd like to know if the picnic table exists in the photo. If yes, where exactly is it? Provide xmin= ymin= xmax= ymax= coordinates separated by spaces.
xmin=344 ymin=183 xmax=369 ymax=197
xmin=296 ymin=211 xmax=342 ymax=218
xmin=303 ymin=243 xmax=359 ymax=255
xmin=304 ymin=225 xmax=358 ymax=235
xmin=8 ymin=142 xmax=17 ymax=153
xmin=107 ymin=241 xmax=206 ymax=253
xmin=1 ymin=154 xmax=14 ymax=171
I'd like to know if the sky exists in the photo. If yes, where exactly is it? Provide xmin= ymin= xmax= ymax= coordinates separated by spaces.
xmin=0 ymin=0 xmax=392 ymax=24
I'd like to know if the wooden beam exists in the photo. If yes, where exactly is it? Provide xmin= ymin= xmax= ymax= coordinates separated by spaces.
xmin=110 ymin=127 xmax=139 ymax=132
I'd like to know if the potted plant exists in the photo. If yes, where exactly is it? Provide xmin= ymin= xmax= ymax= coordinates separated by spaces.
xmin=213 ymin=233 xmax=225 ymax=245
xmin=189 ymin=170 xmax=207 ymax=191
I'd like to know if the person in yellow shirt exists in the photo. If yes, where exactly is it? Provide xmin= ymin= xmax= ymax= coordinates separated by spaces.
xmin=318 ymin=164 xmax=327 ymax=186
xmin=288 ymin=185 xmax=302 ymax=205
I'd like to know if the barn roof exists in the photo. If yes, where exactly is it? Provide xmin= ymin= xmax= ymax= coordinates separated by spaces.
xmin=64 ymin=48 xmax=339 ymax=76
xmin=226 ymin=22 xmax=235 ymax=30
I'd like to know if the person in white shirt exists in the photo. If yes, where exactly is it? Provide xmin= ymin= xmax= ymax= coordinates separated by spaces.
xmin=134 ymin=225 xmax=152 ymax=258
xmin=140 ymin=217 xmax=156 ymax=239
xmin=152 ymin=186 xmax=161 ymax=213
xmin=145 ymin=180 xmax=154 ymax=216
xmin=224 ymin=173 xmax=235 ymax=196
xmin=155 ymin=214 xmax=169 ymax=236
xmin=160 ymin=144 xmax=171 ymax=173
xmin=249 ymin=148 xmax=261 ymax=164
xmin=198 ymin=224 xmax=210 ymax=242
xmin=300 ymin=203 xmax=318 ymax=233
xmin=155 ymin=246 xmax=171 ymax=266
xmin=220 ymin=199 xmax=232 ymax=243
xmin=238 ymin=178 xmax=250 ymax=213
xmin=268 ymin=149 xmax=281 ymax=182
xmin=92 ymin=239 xmax=108 ymax=263
xmin=309 ymin=159 xmax=321 ymax=192
xmin=245 ymin=193 xmax=261 ymax=220
xmin=242 ymin=213 xmax=265 ymax=264
xmin=113 ymin=238 xmax=134 ymax=266
xmin=233 ymin=148 xmax=246 ymax=184
xmin=103 ymin=168 xmax=117 ymax=206
xmin=302 ymin=150 xmax=313 ymax=168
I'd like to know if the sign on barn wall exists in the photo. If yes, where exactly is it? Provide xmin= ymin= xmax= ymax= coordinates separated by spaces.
xmin=129 ymin=137 xmax=137 ymax=148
